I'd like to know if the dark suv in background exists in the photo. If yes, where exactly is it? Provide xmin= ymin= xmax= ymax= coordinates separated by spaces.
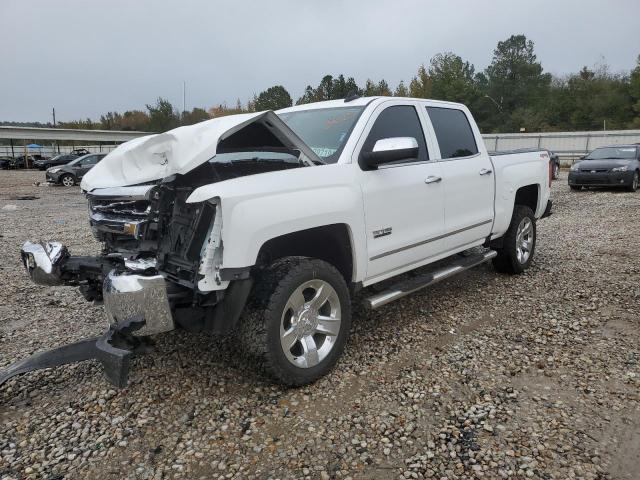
xmin=46 ymin=153 xmax=107 ymax=186
xmin=568 ymin=145 xmax=640 ymax=191
xmin=34 ymin=153 xmax=79 ymax=170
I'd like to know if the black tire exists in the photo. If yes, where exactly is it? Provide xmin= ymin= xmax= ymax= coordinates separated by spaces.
xmin=552 ymin=163 xmax=559 ymax=180
xmin=60 ymin=174 xmax=75 ymax=187
xmin=569 ymin=185 xmax=581 ymax=191
xmin=237 ymin=256 xmax=351 ymax=386
xmin=492 ymin=205 xmax=536 ymax=275
xmin=627 ymin=171 xmax=638 ymax=192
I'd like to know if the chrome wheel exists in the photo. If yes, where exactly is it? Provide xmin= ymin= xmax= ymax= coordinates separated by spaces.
xmin=280 ymin=279 xmax=341 ymax=369
xmin=515 ymin=217 xmax=533 ymax=264
xmin=61 ymin=175 xmax=75 ymax=187
xmin=553 ymin=164 xmax=559 ymax=179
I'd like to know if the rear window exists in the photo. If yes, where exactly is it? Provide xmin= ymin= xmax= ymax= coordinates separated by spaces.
xmin=426 ymin=107 xmax=478 ymax=159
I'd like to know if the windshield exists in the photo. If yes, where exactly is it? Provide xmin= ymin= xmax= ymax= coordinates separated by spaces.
xmin=278 ymin=106 xmax=365 ymax=163
xmin=585 ymin=146 xmax=637 ymax=160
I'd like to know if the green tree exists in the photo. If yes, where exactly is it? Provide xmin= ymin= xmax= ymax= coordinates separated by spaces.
xmin=100 ymin=112 xmax=123 ymax=130
xmin=255 ymin=85 xmax=293 ymax=111
xmin=408 ymin=65 xmax=432 ymax=98
xmin=429 ymin=52 xmax=478 ymax=105
xmin=485 ymin=34 xmax=551 ymax=113
xmin=629 ymin=55 xmax=640 ymax=127
xmin=394 ymin=80 xmax=409 ymax=97
xmin=120 ymin=110 xmax=150 ymax=131
xmin=181 ymin=107 xmax=210 ymax=126
xmin=146 ymin=97 xmax=179 ymax=132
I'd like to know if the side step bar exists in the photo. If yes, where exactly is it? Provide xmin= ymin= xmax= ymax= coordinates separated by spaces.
xmin=364 ymin=250 xmax=497 ymax=310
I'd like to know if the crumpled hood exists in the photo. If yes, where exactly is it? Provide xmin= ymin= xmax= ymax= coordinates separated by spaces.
xmin=81 ymin=111 xmax=320 ymax=191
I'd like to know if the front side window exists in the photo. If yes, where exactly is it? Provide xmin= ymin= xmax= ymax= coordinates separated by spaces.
xmin=81 ymin=155 xmax=99 ymax=165
xmin=426 ymin=107 xmax=478 ymax=159
xmin=361 ymin=105 xmax=428 ymax=163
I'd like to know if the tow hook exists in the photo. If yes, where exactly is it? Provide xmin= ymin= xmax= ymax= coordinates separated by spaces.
xmin=0 ymin=316 xmax=152 ymax=389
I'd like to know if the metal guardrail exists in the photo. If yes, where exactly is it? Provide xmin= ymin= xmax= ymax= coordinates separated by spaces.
xmin=482 ymin=129 xmax=640 ymax=156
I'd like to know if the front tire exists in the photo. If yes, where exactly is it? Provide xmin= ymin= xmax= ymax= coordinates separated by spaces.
xmin=492 ymin=205 xmax=536 ymax=275
xmin=627 ymin=171 xmax=638 ymax=192
xmin=237 ymin=257 xmax=351 ymax=386
xmin=60 ymin=174 xmax=75 ymax=187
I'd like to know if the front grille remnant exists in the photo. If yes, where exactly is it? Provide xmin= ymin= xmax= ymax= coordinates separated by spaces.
xmin=87 ymin=186 xmax=156 ymax=252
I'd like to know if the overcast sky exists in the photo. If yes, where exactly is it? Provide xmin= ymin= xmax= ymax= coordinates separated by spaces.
xmin=1 ymin=0 xmax=639 ymax=122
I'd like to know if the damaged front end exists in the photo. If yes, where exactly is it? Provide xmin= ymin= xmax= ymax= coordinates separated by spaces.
xmin=2 ymin=111 xmax=312 ymax=390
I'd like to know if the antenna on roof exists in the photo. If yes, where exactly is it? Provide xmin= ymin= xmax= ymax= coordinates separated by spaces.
xmin=344 ymin=92 xmax=361 ymax=103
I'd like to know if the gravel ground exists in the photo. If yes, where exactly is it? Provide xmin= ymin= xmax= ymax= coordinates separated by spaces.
xmin=0 ymin=170 xmax=638 ymax=480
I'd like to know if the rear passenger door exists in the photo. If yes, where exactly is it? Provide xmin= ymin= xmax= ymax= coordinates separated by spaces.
xmin=424 ymin=105 xmax=494 ymax=252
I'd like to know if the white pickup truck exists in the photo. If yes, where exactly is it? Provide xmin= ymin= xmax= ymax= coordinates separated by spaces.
xmin=5 ymin=96 xmax=552 ymax=389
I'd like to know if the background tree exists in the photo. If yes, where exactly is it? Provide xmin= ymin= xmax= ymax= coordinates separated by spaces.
xmin=181 ymin=107 xmax=210 ymax=126
xmin=6 ymin=42 xmax=640 ymax=134
xmin=628 ymin=56 xmax=640 ymax=128
xmin=120 ymin=110 xmax=150 ymax=131
xmin=394 ymin=80 xmax=409 ymax=97
xmin=255 ymin=85 xmax=293 ymax=111
xmin=408 ymin=65 xmax=432 ymax=98
xmin=146 ymin=97 xmax=179 ymax=132
xmin=429 ymin=52 xmax=478 ymax=105
xmin=483 ymin=34 xmax=551 ymax=131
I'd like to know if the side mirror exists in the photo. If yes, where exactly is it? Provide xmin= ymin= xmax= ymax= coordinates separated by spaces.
xmin=359 ymin=137 xmax=419 ymax=170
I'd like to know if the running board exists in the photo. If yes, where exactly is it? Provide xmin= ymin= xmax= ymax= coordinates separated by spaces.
xmin=364 ymin=250 xmax=498 ymax=310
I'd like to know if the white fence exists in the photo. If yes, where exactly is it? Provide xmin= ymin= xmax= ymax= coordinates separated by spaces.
xmin=483 ymin=129 xmax=640 ymax=165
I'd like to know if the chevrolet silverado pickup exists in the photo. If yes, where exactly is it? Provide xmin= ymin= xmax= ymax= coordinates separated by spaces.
xmin=3 ymin=96 xmax=552 ymax=388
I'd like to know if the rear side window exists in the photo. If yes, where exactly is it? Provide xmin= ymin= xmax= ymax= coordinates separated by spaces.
xmin=426 ymin=107 xmax=478 ymax=159
xmin=362 ymin=105 xmax=429 ymax=163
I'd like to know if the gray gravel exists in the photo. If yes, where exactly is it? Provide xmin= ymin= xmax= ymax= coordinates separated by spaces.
xmin=1 ymin=170 xmax=639 ymax=480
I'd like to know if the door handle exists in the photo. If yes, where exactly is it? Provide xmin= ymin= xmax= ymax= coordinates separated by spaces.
xmin=479 ymin=168 xmax=493 ymax=176
xmin=425 ymin=175 xmax=442 ymax=184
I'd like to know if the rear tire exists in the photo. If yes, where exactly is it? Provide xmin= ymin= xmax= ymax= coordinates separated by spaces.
xmin=627 ymin=171 xmax=638 ymax=192
xmin=552 ymin=163 xmax=559 ymax=180
xmin=492 ymin=205 xmax=536 ymax=275
xmin=237 ymin=256 xmax=351 ymax=386
xmin=60 ymin=174 xmax=75 ymax=187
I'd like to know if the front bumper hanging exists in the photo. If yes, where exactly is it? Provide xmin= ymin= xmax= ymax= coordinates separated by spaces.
xmin=0 ymin=316 xmax=149 ymax=389
xmin=0 ymin=241 xmax=176 ymax=390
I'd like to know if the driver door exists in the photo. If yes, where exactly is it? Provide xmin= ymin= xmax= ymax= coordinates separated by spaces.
xmin=356 ymin=101 xmax=445 ymax=284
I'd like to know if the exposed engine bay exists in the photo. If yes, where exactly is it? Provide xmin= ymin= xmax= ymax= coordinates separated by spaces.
xmin=87 ymin=148 xmax=302 ymax=289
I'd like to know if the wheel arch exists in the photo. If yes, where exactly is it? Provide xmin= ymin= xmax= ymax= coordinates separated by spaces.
xmin=255 ymin=224 xmax=356 ymax=284
xmin=514 ymin=184 xmax=539 ymax=213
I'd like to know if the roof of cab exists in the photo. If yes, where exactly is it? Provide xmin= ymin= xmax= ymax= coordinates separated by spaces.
xmin=277 ymin=96 xmax=467 ymax=114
